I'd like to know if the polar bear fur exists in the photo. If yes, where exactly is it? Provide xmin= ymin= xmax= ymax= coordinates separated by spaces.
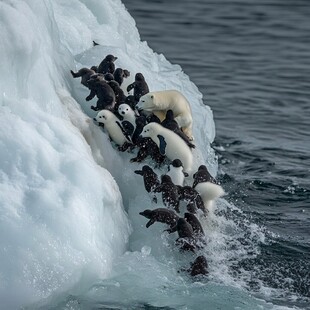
xmin=94 ymin=110 xmax=130 ymax=147
xmin=140 ymin=122 xmax=193 ymax=174
xmin=136 ymin=90 xmax=193 ymax=140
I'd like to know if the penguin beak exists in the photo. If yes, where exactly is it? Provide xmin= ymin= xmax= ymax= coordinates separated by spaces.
xmin=134 ymin=170 xmax=143 ymax=175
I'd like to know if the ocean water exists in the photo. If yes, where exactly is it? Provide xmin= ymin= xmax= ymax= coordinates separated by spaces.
xmin=0 ymin=0 xmax=309 ymax=310
xmin=122 ymin=0 xmax=310 ymax=309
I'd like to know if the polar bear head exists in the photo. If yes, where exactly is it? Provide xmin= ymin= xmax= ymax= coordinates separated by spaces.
xmin=136 ymin=93 xmax=156 ymax=112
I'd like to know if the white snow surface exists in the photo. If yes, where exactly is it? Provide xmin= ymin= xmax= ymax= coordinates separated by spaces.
xmin=0 ymin=0 xmax=217 ymax=308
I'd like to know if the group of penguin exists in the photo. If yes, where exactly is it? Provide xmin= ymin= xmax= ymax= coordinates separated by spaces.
xmin=71 ymin=51 xmax=225 ymax=278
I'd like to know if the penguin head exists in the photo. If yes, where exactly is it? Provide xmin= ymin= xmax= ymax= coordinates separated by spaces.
xmin=139 ymin=209 xmax=152 ymax=219
xmin=172 ymin=159 xmax=183 ymax=168
xmin=161 ymin=174 xmax=172 ymax=184
xmin=135 ymin=73 xmax=145 ymax=81
xmin=105 ymin=54 xmax=118 ymax=62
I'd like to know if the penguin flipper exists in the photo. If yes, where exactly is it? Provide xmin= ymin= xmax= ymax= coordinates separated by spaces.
xmin=122 ymin=120 xmax=135 ymax=137
xmin=116 ymin=120 xmax=132 ymax=143
xmin=157 ymin=134 xmax=167 ymax=155
xmin=146 ymin=219 xmax=155 ymax=228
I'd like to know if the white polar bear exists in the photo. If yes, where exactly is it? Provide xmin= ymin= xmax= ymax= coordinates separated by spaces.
xmin=136 ymin=90 xmax=193 ymax=140
xmin=94 ymin=110 xmax=130 ymax=147
xmin=140 ymin=122 xmax=193 ymax=174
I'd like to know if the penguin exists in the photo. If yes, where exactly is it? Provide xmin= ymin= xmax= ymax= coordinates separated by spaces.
xmin=192 ymin=165 xmax=217 ymax=188
xmin=166 ymin=159 xmax=188 ymax=186
xmin=188 ymin=255 xmax=209 ymax=277
xmin=174 ymin=218 xmax=197 ymax=252
xmin=153 ymin=175 xmax=181 ymax=213
xmin=161 ymin=110 xmax=195 ymax=149
xmin=140 ymin=122 xmax=193 ymax=174
xmin=167 ymin=213 xmax=205 ymax=240
xmin=134 ymin=165 xmax=160 ymax=202
xmin=184 ymin=212 xmax=205 ymax=245
xmin=127 ymin=72 xmax=149 ymax=103
xmin=178 ymin=185 xmax=206 ymax=215
xmin=130 ymin=117 xmax=166 ymax=165
xmin=139 ymin=208 xmax=179 ymax=229
xmin=97 ymin=54 xmax=118 ymax=74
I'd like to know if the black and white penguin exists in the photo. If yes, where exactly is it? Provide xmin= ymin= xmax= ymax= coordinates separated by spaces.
xmin=166 ymin=159 xmax=188 ymax=187
xmin=178 ymin=185 xmax=206 ymax=215
xmin=184 ymin=212 xmax=205 ymax=241
xmin=139 ymin=208 xmax=179 ymax=229
xmin=154 ymin=175 xmax=181 ymax=213
xmin=134 ymin=165 xmax=161 ymax=202
xmin=192 ymin=165 xmax=217 ymax=188
xmin=174 ymin=218 xmax=197 ymax=252
xmin=140 ymin=122 xmax=193 ymax=174
xmin=161 ymin=110 xmax=195 ymax=149
xmin=130 ymin=117 xmax=166 ymax=165
xmin=167 ymin=213 xmax=204 ymax=240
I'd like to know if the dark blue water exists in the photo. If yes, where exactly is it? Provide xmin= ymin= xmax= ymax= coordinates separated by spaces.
xmin=122 ymin=0 xmax=310 ymax=308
